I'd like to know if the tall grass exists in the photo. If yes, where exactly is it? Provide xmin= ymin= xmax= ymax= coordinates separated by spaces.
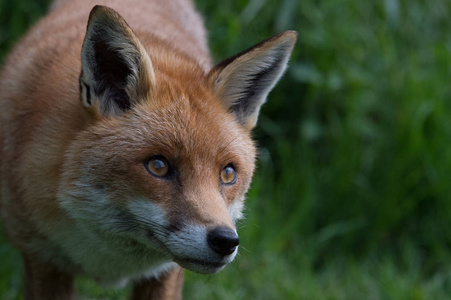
xmin=1 ymin=0 xmax=451 ymax=298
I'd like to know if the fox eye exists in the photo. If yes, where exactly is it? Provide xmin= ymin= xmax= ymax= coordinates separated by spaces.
xmin=145 ymin=157 xmax=169 ymax=178
xmin=220 ymin=164 xmax=237 ymax=185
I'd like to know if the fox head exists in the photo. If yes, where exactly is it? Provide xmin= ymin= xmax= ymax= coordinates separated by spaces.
xmin=58 ymin=6 xmax=296 ymax=275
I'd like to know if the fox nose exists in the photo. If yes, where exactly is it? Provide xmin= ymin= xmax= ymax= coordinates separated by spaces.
xmin=207 ymin=227 xmax=239 ymax=256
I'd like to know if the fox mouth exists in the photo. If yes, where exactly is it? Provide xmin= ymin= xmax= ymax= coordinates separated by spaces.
xmin=143 ymin=229 xmax=226 ymax=273
xmin=174 ymin=257 xmax=227 ymax=274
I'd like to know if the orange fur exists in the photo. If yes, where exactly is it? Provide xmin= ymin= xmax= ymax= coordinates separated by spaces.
xmin=0 ymin=0 xmax=296 ymax=298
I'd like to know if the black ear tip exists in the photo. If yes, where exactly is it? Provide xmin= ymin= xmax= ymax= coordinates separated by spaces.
xmin=88 ymin=5 xmax=121 ymax=25
xmin=89 ymin=5 xmax=107 ymax=18
xmin=90 ymin=5 xmax=111 ymax=14
xmin=92 ymin=4 xmax=103 ymax=10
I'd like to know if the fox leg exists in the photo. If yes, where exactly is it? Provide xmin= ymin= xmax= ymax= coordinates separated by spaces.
xmin=22 ymin=254 xmax=74 ymax=300
xmin=131 ymin=267 xmax=184 ymax=300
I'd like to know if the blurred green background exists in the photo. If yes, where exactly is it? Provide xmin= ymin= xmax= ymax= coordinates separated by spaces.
xmin=2 ymin=0 xmax=451 ymax=299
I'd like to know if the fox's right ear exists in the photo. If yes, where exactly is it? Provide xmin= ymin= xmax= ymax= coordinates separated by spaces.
xmin=208 ymin=31 xmax=297 ymax=131
xmin=80 ymin=6 xmax=155 ymax=117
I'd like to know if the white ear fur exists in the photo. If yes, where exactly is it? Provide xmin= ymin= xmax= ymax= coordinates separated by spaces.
xmin=80 ymin=5 xmax=155 ymax=117
xmin=209 ymin=31 xmax=297 ymax=131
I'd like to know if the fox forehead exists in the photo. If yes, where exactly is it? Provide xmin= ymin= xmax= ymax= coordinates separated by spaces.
xmin=89 ymin=83 xmax=257 ymax=166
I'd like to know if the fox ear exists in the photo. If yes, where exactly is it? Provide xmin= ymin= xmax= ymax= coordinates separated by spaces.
xmin=209 ymin=31 xmax=297 ymax=131
xmin=80 ymin=5 xmax=155 ymax=117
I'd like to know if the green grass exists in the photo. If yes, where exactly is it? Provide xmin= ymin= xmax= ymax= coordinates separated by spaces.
xmin=2 ymin=0 xmax=451 ymax=299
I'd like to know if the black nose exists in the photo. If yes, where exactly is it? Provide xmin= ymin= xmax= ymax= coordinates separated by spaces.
xmin=207 ymin=227 xmax=239 ymax=256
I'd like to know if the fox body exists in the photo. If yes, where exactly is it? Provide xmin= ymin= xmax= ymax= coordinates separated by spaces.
xmin=0 ymin=0 xmax=296 ymax=298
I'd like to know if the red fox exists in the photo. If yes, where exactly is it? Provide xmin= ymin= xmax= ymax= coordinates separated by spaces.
xmin=0 ymin=0 xmax=296 ymax=298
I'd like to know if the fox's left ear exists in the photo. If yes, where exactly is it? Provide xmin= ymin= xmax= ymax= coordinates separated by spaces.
xmin=208 ymin=31 xmax=297 ymax=131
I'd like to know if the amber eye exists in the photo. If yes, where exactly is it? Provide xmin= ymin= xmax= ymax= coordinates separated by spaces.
xmin=145 ymin=157 xmax=169 ymax=178
xmin=220 ymin=164 xmax=237 ymax=184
